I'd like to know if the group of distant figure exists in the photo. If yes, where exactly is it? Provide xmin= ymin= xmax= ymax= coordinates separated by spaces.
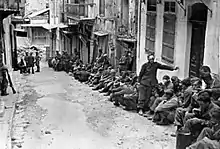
xmin=47 ymin=49 xmax=220 ymax=149
xmin=18 ymin=51 xmax=41 ymax=74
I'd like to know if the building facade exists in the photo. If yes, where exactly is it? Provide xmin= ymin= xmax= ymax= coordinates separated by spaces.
xmin=137 ymin=0 xmax=220 ymax=81
xmin=0 ymin=0 xmax=20 ymax=69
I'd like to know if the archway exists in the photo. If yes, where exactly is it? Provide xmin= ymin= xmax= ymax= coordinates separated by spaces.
xmin=188 ymin=3 xmax=208 ymax=77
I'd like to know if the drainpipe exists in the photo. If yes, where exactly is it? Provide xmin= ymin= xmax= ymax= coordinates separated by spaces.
xmin=137 ymin=0 xmax=142 ymax=74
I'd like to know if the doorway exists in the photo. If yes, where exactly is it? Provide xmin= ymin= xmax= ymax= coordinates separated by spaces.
xmin=189 ymin=3 xmax=208 ymax=77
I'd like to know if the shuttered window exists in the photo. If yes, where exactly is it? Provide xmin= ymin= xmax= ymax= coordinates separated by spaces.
xmin=145 ymin=0 xmax=156 ymax=53
xmin=145 ymin=13 xmax=156 ymax=53
xmin=162 ymin=2 xmax=176 ymax=63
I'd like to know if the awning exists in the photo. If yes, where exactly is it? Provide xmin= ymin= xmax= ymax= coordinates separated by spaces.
xmin=42 ymin=24 xmax=57 ymax=30
xmin=42 ymin=23 xmax=68 ymax=30
xmin=25 ymin=8 xmax=50 ymax=19
xmin=93 ymin=31 xmax=108 ymax=36
xmin=21 ymin=23 xmax=48 ymax=27
xmin=117 ymin=38 xmax=137 ymax=42
xmin=14 ymin=29 xmax=27 ymax=37
xmin=62 ymin=31 xmax=74 ymax=34
xmin=14 ymin=29 xmax=26 ymax=32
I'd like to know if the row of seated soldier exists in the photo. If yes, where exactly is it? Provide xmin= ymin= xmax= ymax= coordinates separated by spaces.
xmin=48 ymin=50 xmax=220 ymax=149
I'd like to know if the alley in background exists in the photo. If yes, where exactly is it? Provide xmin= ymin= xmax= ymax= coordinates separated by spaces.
xmin=11 ymin=63 xmax=175 ymax=149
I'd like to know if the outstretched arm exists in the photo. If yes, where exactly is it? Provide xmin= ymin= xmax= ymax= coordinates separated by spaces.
xmin=157 ymin=62 xmax=178 ymax=71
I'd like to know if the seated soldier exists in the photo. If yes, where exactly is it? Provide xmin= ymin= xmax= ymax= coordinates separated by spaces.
xmin=174 ymin=78 xmax=202 ymax=131
xmin=73 ymin=66 xmax=82 ymax=80
xmin=98 ymin=69 xmax=117 ymax=93
xmin=186 ymin=107 xmax=220 ymax=149
xmin=92 ymin=68 xmax=114 ymax=90
xmin=200 ymin=66 xmax=220 ymax=107
xmin=179 ymin=91 xmax=219 ymax=140
xmin=78 ymin=66 xmax=90 ymax=82
xmin=162 ymin=75 xmax=174 ymax=90
xmin=152 ymin=89 xmax=181 ymax=125
xmin=146 ymin=83 xmax=165 ymax=116
xmin=89 ymin=68 xmax=103 ymax=87
xmin=111 ymin=78 xmax=136 ymax=106
xmin=171 ymin=76 xmax=182 ymax=96
xmin=148 ymin=75 xmax=173 ymax=114
xmin=116 ymin=78 xmax=139 ymax=111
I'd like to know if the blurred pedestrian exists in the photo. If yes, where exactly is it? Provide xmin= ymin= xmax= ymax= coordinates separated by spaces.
xmin=35 ymin=52 xmax=41 ymax=72
xmin=28 ymin=52 xmax=35 ymax=74
xmin=24 ymin=52 xmax=29 ymax=73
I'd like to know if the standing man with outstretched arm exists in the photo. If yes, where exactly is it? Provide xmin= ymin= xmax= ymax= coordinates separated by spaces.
xmin=137 ymin=54 xmax=179 ymax=116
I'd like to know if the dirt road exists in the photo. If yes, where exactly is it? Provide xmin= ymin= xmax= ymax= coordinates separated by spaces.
xmin=11 ymin=64 xmax=176 ymax=149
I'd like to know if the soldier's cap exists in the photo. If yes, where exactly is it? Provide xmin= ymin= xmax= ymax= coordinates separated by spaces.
xmin=200 ymin=66 xmax=211 ymax=73
xmin=181 ymin=77 xmax=191 ymax=87
xmin=162 ymin=75 xmax=170 ymax=80
xmin=164 ymin=89 xmax=174 ymax=95
xmin=171 ymin=76 xmax=179 ymax=82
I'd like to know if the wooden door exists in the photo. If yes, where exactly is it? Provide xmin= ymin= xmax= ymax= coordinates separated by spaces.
xmin=189 ymin=23 xmax=206 ymax=77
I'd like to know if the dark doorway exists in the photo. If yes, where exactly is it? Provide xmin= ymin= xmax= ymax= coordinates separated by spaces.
xmin=189 ymin=3 xmax=208 ymax=77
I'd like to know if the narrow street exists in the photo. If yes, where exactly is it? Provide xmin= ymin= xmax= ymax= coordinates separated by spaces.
xmin=11 ymin=63 xmax=176 ymax=149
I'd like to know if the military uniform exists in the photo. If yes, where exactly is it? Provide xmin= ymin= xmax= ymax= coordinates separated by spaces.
xmin=35 ymin=54 xmax=41 ymax=72
xmin=0 ymin=64 xmax=9 ymax=96
xmin=138 ymin=62 xmax=176 ymax=113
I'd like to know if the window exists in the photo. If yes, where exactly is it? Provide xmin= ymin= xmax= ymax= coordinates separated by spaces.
xmin=162 ymin=13 xmax=176 ymax=63
xmin=145 ymin=13 xmax=156 ymax=53
xmin=147 ymin=0 xmax=157 ymax=12
xmin=164 ymin=2 xmax=176 ymax=13
xmin=99 ymin=0 xmax=105 ymax=16
xmin=33 ymin=28 xmax=46 ymax=39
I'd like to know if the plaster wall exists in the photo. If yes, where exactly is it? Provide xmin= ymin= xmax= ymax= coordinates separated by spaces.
xmin=137 ymin=0 xmax=220 ymax=82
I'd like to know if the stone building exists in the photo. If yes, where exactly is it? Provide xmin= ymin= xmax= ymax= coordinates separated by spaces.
xmin=0 ymin=0 xmax=20 ymax=69
xmin=137 ymin=0 xmax=220 ymax=80
xmin=91 ymin=0 xmax=138 ymax=69
xmin=55 ymin=0 xmax=138 ymax=67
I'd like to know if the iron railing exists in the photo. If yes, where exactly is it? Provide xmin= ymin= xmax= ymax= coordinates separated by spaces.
xmin=0 ymin=0 xmax=19 ymax=11
xmin=66 ymin=3 xmax=95 ymax=20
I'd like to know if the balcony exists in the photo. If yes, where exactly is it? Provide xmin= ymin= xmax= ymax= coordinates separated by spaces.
xmin=0 ymin=0 xmax=19 ymax=12
xmin=66 ymin=3 xmax=96 ymax=21
xmin=117 ymin=25 xmax=137 ymax=42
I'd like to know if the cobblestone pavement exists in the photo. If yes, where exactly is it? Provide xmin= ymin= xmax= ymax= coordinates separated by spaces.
xmin=11 ymin=63 xmax=176 ymax=149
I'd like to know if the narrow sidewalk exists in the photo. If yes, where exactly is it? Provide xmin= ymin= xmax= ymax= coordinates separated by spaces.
xmin=0 ymin=70 xmax=23 ymax=149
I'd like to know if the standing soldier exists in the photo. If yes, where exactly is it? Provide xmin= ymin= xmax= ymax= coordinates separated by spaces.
xmin=28 ymin=52 xmax=35 ymax=74
xmin=0 ymin=62 xmax=9 ymax=96
xmin=119 ymin=50 xmax=132 ymax=72
xmin=24 ymin=52 xmax=29 ymax=73
xmin=137 ymin=54 xmax=179 ymax=116
xmin=35 ymin=52 xmax=41 ymax=72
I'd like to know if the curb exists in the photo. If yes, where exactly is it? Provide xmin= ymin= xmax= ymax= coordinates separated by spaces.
xmin=5 ymin=71 xmax=23 ymax=149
